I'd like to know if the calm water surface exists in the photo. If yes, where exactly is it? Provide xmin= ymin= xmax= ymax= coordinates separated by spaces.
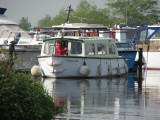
xmin=43 ymin=70 xmax=160 ymax=120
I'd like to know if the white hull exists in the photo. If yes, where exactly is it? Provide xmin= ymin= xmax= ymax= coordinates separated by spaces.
xmin=38 ymin=56 xmax=127 ymax=78
xmin=3 ymin=44 xmax=41 ymax=52
xmin=1 ymin=44 xmax=41 ymax=71
xmin=142 ymin=51 xmax=160 ymax=70
xmin=13 ymin=51 xmax=40 ymax=71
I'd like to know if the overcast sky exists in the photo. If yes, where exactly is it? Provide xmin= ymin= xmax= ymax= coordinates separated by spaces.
xmin=0 ymin=0 xmax=109 ymax=26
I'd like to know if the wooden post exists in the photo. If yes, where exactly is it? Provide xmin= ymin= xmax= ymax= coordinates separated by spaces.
xmin=8 ymin=41 xmax=15 ymax=70
xmin=138 ymin=48 xmax=143 ymax=89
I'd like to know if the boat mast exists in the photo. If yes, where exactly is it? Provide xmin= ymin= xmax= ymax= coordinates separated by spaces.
xmin=66 ymin=5 xmax=73 ymax=23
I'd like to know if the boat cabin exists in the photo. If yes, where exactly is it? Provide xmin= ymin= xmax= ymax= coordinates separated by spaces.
xmin=41 ymin=37 xmax=119 ymax=58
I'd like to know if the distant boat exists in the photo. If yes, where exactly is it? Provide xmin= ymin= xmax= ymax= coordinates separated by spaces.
xmin=37 ymin=36 xmax=128 ymax=78
xmin=115 ymin=41 xmax=137 ymax=70
xmin=137 ymin=24 xmax=160 ymax=70
xmin=111 ymin=24 xmax=148 ymax=71
xmin=0 ymin=7 xmax=50 ymax=71
xmin=107 ymin=28 xmax=138 ymax=71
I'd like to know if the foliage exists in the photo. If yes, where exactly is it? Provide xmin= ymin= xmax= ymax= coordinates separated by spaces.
xmin=0 ymin=46 xmax=6 ymax=54
xmin=18 ymin=17 xmax=32 ymax=31
xmin=38 ymin=0 xmax=111 ymax=26
xmin=50 ymin=9 xmax=67 ymax=25
xmin=37 ymin=0 xmax=160 ymax=27
xmin=38 ymin=14 xmax=52 ymax=27
xmin=0 ymin=59 xmax=63 ymax=120
xmin=106 ymin=0 xmax=160 ymax=25
xmin=69 ymin=0 xmax=110 ymax=25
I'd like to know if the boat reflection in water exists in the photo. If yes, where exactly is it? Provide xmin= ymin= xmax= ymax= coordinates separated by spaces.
xmin=43 ymin=71 xmax=160 ymax=120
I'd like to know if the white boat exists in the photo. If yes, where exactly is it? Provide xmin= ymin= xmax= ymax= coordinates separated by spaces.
xmin=37 ymin=36 xmax=128 ymax=78
xmin=137 ymin=24 xmax=160 ymax=70
xmin=0 ymin=8 xmax=50 ymax=71
xmin=34 ymin=23 xmax=137 ymax=71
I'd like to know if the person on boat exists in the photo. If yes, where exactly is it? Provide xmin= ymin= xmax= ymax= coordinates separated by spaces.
xmin=55 ymin=40 xmax=68 ymax=55
xmin=14 ymin=32 xmax=21 ymax=44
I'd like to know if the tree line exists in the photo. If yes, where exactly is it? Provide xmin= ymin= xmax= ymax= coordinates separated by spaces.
xmin=18 ymin=0 xmax=160 ymax=31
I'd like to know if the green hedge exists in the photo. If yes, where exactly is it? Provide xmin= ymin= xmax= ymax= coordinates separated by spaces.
xmin=0 ymin=60 xmax=63 ymax=120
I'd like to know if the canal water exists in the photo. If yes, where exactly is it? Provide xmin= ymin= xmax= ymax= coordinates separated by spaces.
xmin=42 ymin=70 xmax=160 ymax=120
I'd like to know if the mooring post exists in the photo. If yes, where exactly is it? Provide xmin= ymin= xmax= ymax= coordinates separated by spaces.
xmin=138 ymin=48 xmax=143 ymax=74
xmin=8 ymin=41 xmax=16 ymax=70
xmin=138 ymin=48 xmax=143 ymax=89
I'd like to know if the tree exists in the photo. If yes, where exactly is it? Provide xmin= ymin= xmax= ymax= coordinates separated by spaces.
xmin=18 ymin=17 xmax=32 ymax=31
xmin=106 ymin=0 xmax=160 ymax=25
xmin=50 ymin=0 xmax=111 ymax=26
xmin=38 ymin=14 xmax=52 ymax=27
xmin=70 ymin=0 xmax=110 ymax=25
xmin=51 ymin=9 xmax=67 ymax=25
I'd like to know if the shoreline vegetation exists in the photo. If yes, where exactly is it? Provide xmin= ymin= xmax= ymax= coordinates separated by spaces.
xmin=0 ymin=48 xmax=64 ymax=120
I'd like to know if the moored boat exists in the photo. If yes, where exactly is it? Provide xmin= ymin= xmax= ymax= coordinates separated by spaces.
xmin=37 ymin=36 xmax=128 ymax=78
xmin=116 ymin=41 xmax=137 ymax=71
xmin=109 ymin=29 xmax=138 ymax=71
xmin=35 ymin=23 xmax=138 ymax=71
xmin=136 ymin=24 xmax=160 ymax=70
xmin=0 ymin=7 xmax=50 ymax=71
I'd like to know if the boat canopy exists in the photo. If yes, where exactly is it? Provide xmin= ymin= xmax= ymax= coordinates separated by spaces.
xmin=0 ymin=8 xmax=7 ymax=15
xmin=0 ymin=7 xmax=17 ymax=25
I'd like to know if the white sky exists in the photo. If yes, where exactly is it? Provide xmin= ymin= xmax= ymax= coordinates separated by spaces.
xmin=0 ymin=0 xmax=109 ymax=26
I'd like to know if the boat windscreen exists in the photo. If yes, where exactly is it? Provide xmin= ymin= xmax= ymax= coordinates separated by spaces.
xmin=116 ymin=43 xmax=132 ymax=49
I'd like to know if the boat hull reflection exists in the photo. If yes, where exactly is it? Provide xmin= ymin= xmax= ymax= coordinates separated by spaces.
xmin=43 ymin=76 xmax=128 ymax=119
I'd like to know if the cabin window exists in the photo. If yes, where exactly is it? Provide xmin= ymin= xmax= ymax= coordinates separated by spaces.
xmin=71 ymin=41 xmax=82 ymax=54
xmin=43 ymin=42 xmax=48 ymax=54
xmin=49 ymin=44 xmax=54 ymax=54
xmin=97 ymin=43 xmax=107 ymax=55
xmin=109 ymin=44 xmax=116 ymax=54
xmin=85 ymin=43 xmax=95 ymax=55
xmin=43 ymin=41 xmax=55 ymax=55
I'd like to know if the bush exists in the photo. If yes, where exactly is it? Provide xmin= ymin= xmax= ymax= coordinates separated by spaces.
xmin=0 ymin=60 xmax=63 ymax=120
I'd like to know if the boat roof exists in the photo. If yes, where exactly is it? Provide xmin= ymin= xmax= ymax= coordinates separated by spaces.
xmin=33 ymin=23 xmax=109 ymax=31
xmin=148 ymin=24 xmax=160 ymax=28
xmin=44 ymin=36 xmax=115 ymax=42
xmin=52 ymin=23 xmax=108 ymax=29
xmin=118 ymin=23 xmax=146 ymax=28
xmin=0 ymin=15 xmax=17 ymax=25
